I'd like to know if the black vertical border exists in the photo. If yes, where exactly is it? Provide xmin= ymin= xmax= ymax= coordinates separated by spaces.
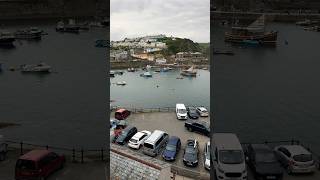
xmin=106 ymin=0 xmax=110 ymax=179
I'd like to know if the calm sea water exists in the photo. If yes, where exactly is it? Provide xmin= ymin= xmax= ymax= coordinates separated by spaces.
xmin=110 ymin=69 xmax=210 ymax=110
xmin=0 ymin=21 xmax=108 ymax=149
xmin=213 ymin=22 xmax=320 ymax=152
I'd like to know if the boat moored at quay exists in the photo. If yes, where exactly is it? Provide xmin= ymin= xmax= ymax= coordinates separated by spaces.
xmin=225 ymin=15 xmax=278 ymax=46
xmin=14 ymin=27 xmax=42 ymax=40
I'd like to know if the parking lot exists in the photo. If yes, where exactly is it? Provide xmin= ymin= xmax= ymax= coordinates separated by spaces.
xmin=111 ymin=111 xmax=210 ymax=176
xmin=0 ymin=148 xmax=106 ymax=180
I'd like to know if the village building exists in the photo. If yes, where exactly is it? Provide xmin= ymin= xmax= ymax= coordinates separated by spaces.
xmin=175 ymin=52 xmax=205 ymax=63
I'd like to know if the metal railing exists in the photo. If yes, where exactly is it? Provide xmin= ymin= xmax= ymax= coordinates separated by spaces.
xmin=5 ymin=140 xmax=107 ymax=163
xmin=110 ymin=105 xmax=210 ymax=113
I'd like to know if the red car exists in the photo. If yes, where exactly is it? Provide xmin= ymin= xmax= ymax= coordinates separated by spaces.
xmin=115 ymin=109 xmax=130 ymax=120
xmin=15 ymin=149 xmax=65 ymax=180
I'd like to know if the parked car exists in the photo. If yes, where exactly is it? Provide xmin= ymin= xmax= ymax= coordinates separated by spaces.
xmin=0 ymin=135 xmax=8 ymax=161
xmin=183 ymin=139 xmax=199 ymax=167
xmin=115 ymin=126 xmax=138 ymax=145
xmin=115 ymin=108 xmax=131 ymax=120
xmin=176 ymin=103 xmax=187 ymax=120
xmin=185 ymin=120 xmax=210 ymax=136
xmin=143 ymin=130 xmax=169 ymax=157
xmin=128 ymin=130 xmax=151 ymax=149
xmin=15 ymin=149 xmax=65 ymax=180
xmin=204 ymin=141 xmax=211 ymax=170
xmin=212 ymin=133 xmax=247 ymax=180
xmin=110 ymin=119 xmax=127 ymax=130
xmin=274 ymin=145 xmax=316 ymax=174
xmin=187 ymin=107 xmax=199 ymax=119
xmin=245 ymin=144 xmax=283 ymax=180
xmin=162 ymin=136 xmax=181 ymax=161
xmin=196 ymin=107 xmax=209 ymax=117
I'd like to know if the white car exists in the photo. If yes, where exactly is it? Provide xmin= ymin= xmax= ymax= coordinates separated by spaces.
xmin=196 ymin=107 xmax=209 ymax=117
xmin=204 ymin=141 xmax=211 ymax=170
xmin=128 ymin=130 xmax=151 ymax=149
xmin=274 ymin=145 xmax=316 ymax=174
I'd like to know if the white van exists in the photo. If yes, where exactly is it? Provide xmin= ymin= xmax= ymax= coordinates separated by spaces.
xmin=142 ymin=130 xmax=169 ymax=157
xmin=176 ymin=103 xmax=187 ymax=120
xmin=212 ymin=133 xmax=247 ymax=180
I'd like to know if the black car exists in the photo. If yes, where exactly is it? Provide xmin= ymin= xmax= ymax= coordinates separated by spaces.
xmin=185 ymin=120 xmax=210 ymax=136
xmin=245 ymin=144 xmax=283 ymax=180
xmin=183 ymin=139 xmax=199 ymax=167
xmin=187 ymin=107 xmax=199 ymax=119
xmin=115 ymin=126 xmax=138 ymax=145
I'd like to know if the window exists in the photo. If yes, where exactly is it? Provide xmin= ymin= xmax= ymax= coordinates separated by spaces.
xmin=16 ymin=159 xmax=36 ymax=170
xmin=144 ymin=142 xmax=153 ymax=149
xmin=279 ymin=147 xmax=291 ymax=157
xmin=139 ymin=134 xmax=147 ymax=141
xmin=219 ymin=150 xmax=244 ymax=164
xmin=155 ymin=136 xmax=164 ymax=147
xmin=293 ymin=154 xmax=313 ymax=162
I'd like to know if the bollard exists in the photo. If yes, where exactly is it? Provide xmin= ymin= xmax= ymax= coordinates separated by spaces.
xmin=81 ymin=149 xmax=84 ymax=163
xmin=72 ymin=148 xmax=75 ymax=162
xmin=101 ymin=148 xmax=104 ymax=161
xmin=20 ymin=142 xmax=23 ymax=155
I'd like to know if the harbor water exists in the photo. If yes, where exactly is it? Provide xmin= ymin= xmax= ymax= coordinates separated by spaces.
xmin=110 ymin=69 xmax=210 ymax=110
xmin=214 ymin=22 xmax=320 ymax=152
xmin=0 ymin=21 xmax=108 ymax=148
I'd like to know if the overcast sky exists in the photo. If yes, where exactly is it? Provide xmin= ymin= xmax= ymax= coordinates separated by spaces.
xmin=111 ymin=0 xmax=209 ymax=43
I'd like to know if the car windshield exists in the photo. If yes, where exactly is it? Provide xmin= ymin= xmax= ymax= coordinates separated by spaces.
xmin=186 ymin=147 xmax=196 ymax=154
xmin=293 ymin=154 xmax=313 ymax=162
xmin=178 ymin=109 xmax=186 ymax=114
xmin=130 ymin=139 xmax=137 ymax=143
xmin=219 ymin=150 xmax=244 ymax=164
xmin=166 ymin=144 xmax=176 ymax=151
xmin=16 ymin=159 xmax=36 ymax=170
xmin=255 ymin=151 xmax=277 ymax=163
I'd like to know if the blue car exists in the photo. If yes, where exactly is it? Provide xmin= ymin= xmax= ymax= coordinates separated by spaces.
xmin=162 ymin=136 xmax=181 ymax=161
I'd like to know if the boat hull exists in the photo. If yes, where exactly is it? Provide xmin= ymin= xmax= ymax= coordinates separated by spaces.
xmin=225 ymin=31 xmax=278 ymax=45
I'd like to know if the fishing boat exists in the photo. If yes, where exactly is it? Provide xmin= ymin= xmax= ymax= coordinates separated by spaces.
xmin=20 ymin=62 xmax=51 ymax=73
xmin=225 ymin=15 xmax=277 ymax=46
xmin=161 ymin=67 xmax=169 ymax=72
xmin=140 ymin=71 xmax=152 ymax=77
xmin=0 ymin=31 xmax=15 ymax=46
xmin=116 ymin=81 xmax=126 ymax=85
xmin=181 ymin=66 xmax=197 ymax=77
xmin=14 ymin=27 xmax=42 ymax=40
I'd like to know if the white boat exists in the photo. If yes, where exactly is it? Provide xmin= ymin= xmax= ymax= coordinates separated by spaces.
xmin=181 ymin=66 xmax=197 ymax=77
xmin=140 ymin=71 xmax=152 ymax=77
xmin=20 ymin=62 xmax=51 ymax=73
xmin=116 ymin=81 xmax=126 ymax=85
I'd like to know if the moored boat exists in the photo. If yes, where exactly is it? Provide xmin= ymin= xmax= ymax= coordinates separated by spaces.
xmin=20 ymin=62 xmax=51 ymax=73
xmin=0 ymin=31 xmax=15 ymax=46
xmin=225 ymin=15 xmax=277 ymax=46
xmin=56 ymin=19 xmax=80 ymax=33
xmin=110 ymin=71 xmax=115 ymax=77
xmin=140 ymin=71 xmax=152 ymax=77
xmin=181 ymin=66 xmax=197 ymax=77
xmin=116 ymin=81 xmax=126 ymax=85
xmin=14 ymin=27 xmax=42 ymax=40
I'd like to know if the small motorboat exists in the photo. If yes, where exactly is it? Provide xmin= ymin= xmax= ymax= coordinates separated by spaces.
xmin=176 ymin=76 xmax=184 ymax=79
xmin=140 ymin=71 xmax=152 ymax=77
xmin=202 ymin=67 xmax=208 ymax=70
xmin=116 ymin=81 xmax=126 ymax=85
xmin=14 ymin=27 xmax=42 ymax=40
xmin=20 ymin=62 xmax=51 ymax=73
xmin=181 ymin=66 xmax=197 ymax=77
xmin=161 ymin=67 xmax=169 ymax=72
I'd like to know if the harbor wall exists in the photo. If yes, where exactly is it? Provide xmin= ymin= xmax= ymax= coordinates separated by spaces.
xmin=212 ymin=11 xmax=320 ymax=22
xmin=0 ymin=0 xmax=108 ymax=20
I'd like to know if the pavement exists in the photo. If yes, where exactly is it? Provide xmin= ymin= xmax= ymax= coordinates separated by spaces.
xmin=111 ymin=111 xmax=210 ymax=177
xmin=0 ymin=148 xmax=106 ymax=180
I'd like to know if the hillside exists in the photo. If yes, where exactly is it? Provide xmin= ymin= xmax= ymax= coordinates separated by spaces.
xmin=158 ymin=37 xmax=209 ymax=57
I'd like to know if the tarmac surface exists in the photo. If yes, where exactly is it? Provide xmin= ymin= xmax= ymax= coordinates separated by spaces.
xmin=111 ymin=111 xmax=211 ymax=177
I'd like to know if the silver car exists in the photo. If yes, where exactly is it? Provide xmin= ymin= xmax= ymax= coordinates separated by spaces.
xmin=274 ymin=145 xmax=316 ymax=174
xmin=204 ymin=141 xmax=211 ymax=170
